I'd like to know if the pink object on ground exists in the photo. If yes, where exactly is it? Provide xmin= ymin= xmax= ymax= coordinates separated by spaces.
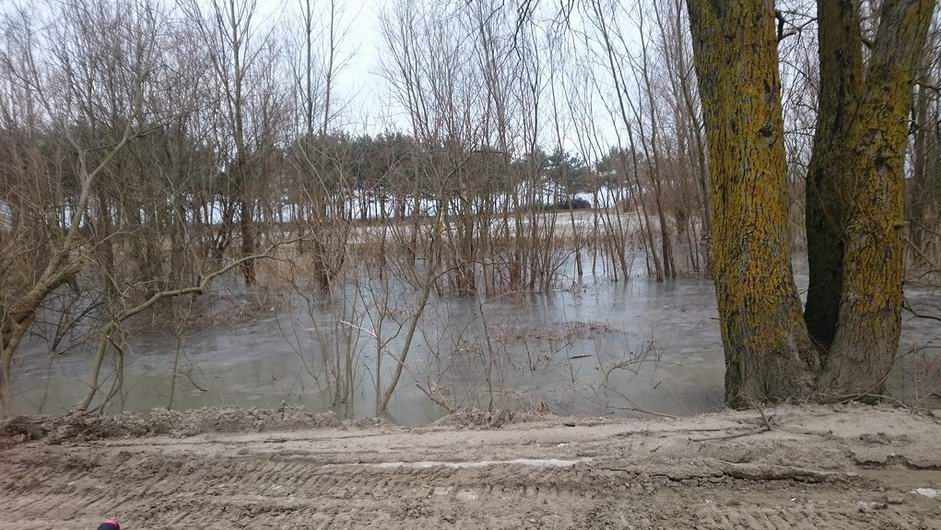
xmin=98 ymin=517 xmax=121 ymax=530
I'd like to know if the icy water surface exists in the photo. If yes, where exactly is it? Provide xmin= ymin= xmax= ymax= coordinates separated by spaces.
xmin=10 ymin=259 xmax=940 ymax=423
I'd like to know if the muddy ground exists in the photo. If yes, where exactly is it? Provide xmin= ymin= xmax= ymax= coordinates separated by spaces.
xmin=2 ymin=404 xmax=941 ymax=529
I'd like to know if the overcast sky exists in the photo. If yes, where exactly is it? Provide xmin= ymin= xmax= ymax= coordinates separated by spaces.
xmin=258 ymin=0 xmax=404 ymax=134
xmin=247 ymin=0 xmax=641 ymax=152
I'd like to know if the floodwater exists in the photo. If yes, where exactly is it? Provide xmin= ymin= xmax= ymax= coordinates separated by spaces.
xmin=9 ymin=257 xmax=941 ymax=424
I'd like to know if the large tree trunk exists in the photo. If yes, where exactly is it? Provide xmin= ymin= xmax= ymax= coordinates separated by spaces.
xmin=818 ymin=0 xmax=936 ymax=396
xmin=803 ymin=0 xmax=865 ymax=351
xmin=687 ymin=0 xmax=818 ymax=406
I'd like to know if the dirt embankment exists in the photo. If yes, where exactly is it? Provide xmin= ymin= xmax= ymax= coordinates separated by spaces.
xmin=0 ymin=405 xmax=389 ymax=446
xmin=2 ymin=404 xmax=941 ymax=529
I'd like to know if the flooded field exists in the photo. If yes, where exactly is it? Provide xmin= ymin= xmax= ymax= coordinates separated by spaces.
xmin=9 ymin=257 xmax=940 ymax=424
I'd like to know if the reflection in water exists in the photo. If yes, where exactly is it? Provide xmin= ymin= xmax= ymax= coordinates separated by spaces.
xmin=10 ymin=257 xmax=940 ymax=424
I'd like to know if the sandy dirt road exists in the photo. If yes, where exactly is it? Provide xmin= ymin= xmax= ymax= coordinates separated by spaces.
xmin=2 ymin=405 xmax=941 ymax=529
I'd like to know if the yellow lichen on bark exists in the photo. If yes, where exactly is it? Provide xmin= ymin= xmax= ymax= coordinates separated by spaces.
xmin=687 ymin=0 xmax=937 ymax=406
xmin=687 ymin=0 xmax=818 ymax=406
xmin=819 ymin=0 xmax=937 ymax=396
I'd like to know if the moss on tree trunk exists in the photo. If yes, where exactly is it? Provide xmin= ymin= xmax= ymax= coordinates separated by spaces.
xmin=687 ymin=0 xmax=819 ymax=406
xmin=687 ymin=0 xmax=935 ymax=405
xmin=818 ymin=0 xmax=936 ymax=396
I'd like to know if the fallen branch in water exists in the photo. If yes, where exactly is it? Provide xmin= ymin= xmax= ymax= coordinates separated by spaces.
xmin=76 ymin=239 xmax=307 ymax=413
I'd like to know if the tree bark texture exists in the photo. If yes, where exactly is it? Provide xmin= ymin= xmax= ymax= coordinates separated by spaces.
xmin=819 ymin=0 xmax=937 ymax=396
xmin=803 ymin=0 xmax=864 ymax=351
xmin=687 ymin=0 xmax=819 ymax=406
